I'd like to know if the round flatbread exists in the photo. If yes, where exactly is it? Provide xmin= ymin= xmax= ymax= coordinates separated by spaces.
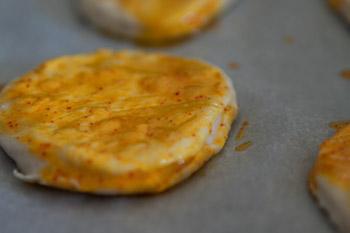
xmin=78 ymin=0 xmax=237 ymax=42
xmin=309 ymin=124 xmax=350 ymax=232
xmin=0 ymin=50 xmax=238 ymax=194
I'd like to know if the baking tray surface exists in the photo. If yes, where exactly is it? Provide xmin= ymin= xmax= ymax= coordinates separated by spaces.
xmin=0 ymin=0 xmax=349 ymax=232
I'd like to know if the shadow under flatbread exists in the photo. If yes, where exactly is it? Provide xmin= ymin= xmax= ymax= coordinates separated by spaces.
xmin=0 ymin=146 xmax=16 ymax=174
xmin=307 ymin=189 xmax=339 ymax=233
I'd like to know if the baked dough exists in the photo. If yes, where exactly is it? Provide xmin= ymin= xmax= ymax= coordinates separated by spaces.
xmin=0 ymin=49 xmax=238 ymax=194
xmin=78 ymin=0 xmax=237 ymax=42
xmin=309 ymin=124 xmax=350 ymax=232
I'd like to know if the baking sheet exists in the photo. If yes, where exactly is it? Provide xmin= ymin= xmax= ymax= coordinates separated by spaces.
xmin=0 ymin=0 xmax=349 ymax=232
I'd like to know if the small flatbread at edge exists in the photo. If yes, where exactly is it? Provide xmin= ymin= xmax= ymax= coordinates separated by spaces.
xmin=330 ymin=0 xmax=350 ymax=22
xmin=78 ymin=0 xmax=237 ymax=42
xmin=310 ymin=124 xmax=350 ymax=232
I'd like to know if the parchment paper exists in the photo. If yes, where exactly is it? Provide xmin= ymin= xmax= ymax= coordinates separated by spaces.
xmin=0 ymin=0 xmax=349 ymax=232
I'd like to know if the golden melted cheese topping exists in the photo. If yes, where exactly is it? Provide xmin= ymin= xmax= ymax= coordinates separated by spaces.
xmin=310 ymin=124 xmax=350 ymax=193
xmin=0 ymin=50 xmax=236 ymax=194
xmin=118 ymin=0 xmax=223 ymax=41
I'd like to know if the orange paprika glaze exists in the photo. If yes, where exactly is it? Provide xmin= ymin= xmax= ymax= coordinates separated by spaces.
xmin=310 ymin=125 xmax=350 ymax=194
xmin=119 ymin=0 xmax=224 ymax=42
xmin=0 ymin=50 xmax=237 ymax=194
